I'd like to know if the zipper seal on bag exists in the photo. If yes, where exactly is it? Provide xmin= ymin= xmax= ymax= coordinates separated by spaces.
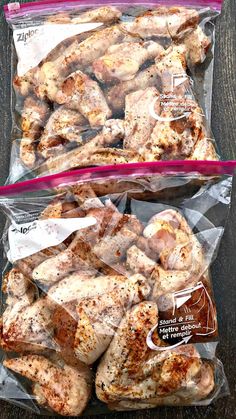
xmin=0 ymin=161 xmax=235 ymax=197
xmin=4 ymin=0 xmax=223 ymax=19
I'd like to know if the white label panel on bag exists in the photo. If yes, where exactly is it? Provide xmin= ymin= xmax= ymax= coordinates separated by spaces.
xmin=8 ymin=216 xmax=97 ymax=262
xmin=13 ymin=22 xmax=103 ymax=76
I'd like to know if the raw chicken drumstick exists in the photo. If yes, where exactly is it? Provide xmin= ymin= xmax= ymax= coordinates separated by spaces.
xmin=20 ymin=97 xmax=50 ymax=168
xmin=106 ymin=64 xmax=160 ymax=113
xmin=93 ymin=41 xmax=163 ymax=83
xmin=56 ymin=70 xmax=112 ymax=127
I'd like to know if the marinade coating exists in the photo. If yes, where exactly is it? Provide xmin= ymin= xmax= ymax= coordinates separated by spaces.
xmin=3 ymin=354 xmax=92 ymax=416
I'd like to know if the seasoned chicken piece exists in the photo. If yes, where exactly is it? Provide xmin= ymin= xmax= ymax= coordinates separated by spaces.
xmin=38 ymin=107 xmax=87 ymax=159
xmin=16 ymin=243 xmax=67 ymax=278
xmin=51 ymin=302 xmax=78 ymax=361
xmin=31 ymin=244 xmax=75 ymax=285
xmin=46 ymin=11 xmax=71 ymax=24
xmin=37 ymin=25 xmax=124 ymax=101
xmin=160 ymin=232 xmax=203 ymax=274
xmin=4 ymin=355 xmax=92 ymax=416
xmin=126 ymin=245 xmax=156 ymax=277
xmin=21 ymin=97 xmax=50 ymax=139
xmin=143 ymin=210 xmax=204 ymax=275
xmin=33 ymin=204 xmax=122 ymax=284
xmin=13 ymin=31 xmax=92 ymax=98
xmin=32 ymin=236 xmax=103 ymax=285
xmin=13 ymin=68 xmax=37 ymax=96
xmin=189 ymin=137 xmax=218 ymax=160
xmin=20 ymin=138 xmax=39 ymax=169
xmin=20 ymin=97 xmax=50 ymax=168
xmin=142 ymin=100 xmax=206 ymax=160
xmin=2 ymin=268 xmax=35 ymax=301
xmin=43 ymin=118 xmax=138 ymax=173
xmin=75 ymin=274 xmax=150 ymax=364
xmin=72 ymin=6 xmax=121 ymax=24
xmin=96 ymin=301 xmax=206 ymax=407
xmin=185 ymin=362 xmax=215 ymax=401
xmin=71 ymin=184 xmax=103 ymax=210
xmin=56 ymin=70 xmax=111 ymax=127
xmin=155 ymin=45 xmax=190 ymax=95
xmin=143 ymin=217 xmax=176 ymax=255
xmin=93 ymin=227 xmax=138 ymax=265
xmin=48 ymin=6 xmax=121 ymax=25
xmin=1 ymin=297 xmax=55 ymax=353
xmin=41 ymin=107 xmax=86 ymax=142
xmin=106 ymin=65 xmax=160 ymax=112
xmin=124 ymin=87 xmax=159 ymax=152
xmin=121 ymin=7 xmax=198 ymax=39
xmin=46 ymin=147 xmax=141 ymax=173
xmin=92 ymin=213 xmax=143 ymax=265
xmin=182 ymin=26 xmax=211 ymax=66
xmin=93 ymin=41 xmax=163 ymax=83
xmin=40 ymin=200 xmax=64 ymax=219
xmin=1 ymin=270 xmax=36 ymax=350
xmin=151 ymin=265 xmax=197 ymax=300
xmin=40 ymin=197 xmax=85 ymax=219
xmin=109 ymin=360 xmax=214 ymax=409
xmin=47 ymin=272 xmax=126 ymax=306
xmin=136 ymin=236 xmax=160 ymax=260
xmin=145 ymin=209 xmax=192 ymax=234
xmin=34 ymin=203 xmax=143 ymax=284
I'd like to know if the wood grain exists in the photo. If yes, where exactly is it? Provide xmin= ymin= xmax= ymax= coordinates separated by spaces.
xmin=0 ymin=0 xmax=236 ymax=418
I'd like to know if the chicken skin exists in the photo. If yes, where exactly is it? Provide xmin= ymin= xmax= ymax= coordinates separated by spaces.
xmin=38 ymin=107 xmax=87 ymax=159
xmin=124 ymin=87 xmax=159 ymax=152
xmin=20 ymin=97 xmax=50 ymax=168
xmin=47 ymin=273 xmax=129 ymax=306
xmin=93 ymin=41 xmax=163 ymax=83
xmin=71 ymin=6 xmax=122 ymax=24
xmin=45 ymin=146 xmax=141 ymax=174
xmin=36 ymin=25 xmax=124 ymax=102
xmin=121 ymin=7 xmax=198 ymax=39
xmin=106 ymin=64 xmax=160 ymax=112
xmin=155 ymin=45 xmax=191 ymax=95
xmin=4 ymin=355 xmax=92 ymax=416
xmin=143 ymin=100 xmax=207 ymax=160
xmin=1 ymin=270 xmax=55 ymax=353
xmin=143 ymin=209 xmax=204 ymax=274
xmin=96 ymin=301 xmax=213 ymax=408
xmin=56 ymin=70 xmax=112 ymax=127
xmin=188 ymin=137 xmax=218 ymax=160
xmin=74 ymin=274 xmax=150 ymax=364
xmin=182 ymin=26 xmax=211 ymax=66
xmin=32 ymin=204 xmax=142 ymax=284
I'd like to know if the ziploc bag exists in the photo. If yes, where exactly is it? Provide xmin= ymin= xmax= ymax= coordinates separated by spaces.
xmin=0 ymin=160 xmax=235 ymax=415
xmin=4 ymin=0 xmax=223 ymax=183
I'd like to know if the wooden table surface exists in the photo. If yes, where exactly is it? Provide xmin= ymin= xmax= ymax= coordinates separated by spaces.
xmin=0 ymin=0 xmax=236 ymax=418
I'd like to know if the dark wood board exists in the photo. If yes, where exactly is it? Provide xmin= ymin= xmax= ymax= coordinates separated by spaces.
xmin=0 ymin=0 xmax=236 ymax=418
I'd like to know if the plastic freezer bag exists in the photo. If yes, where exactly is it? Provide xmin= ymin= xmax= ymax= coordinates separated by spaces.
xmin=4 ymin=0 xmax=223 ymax=183
xmin=0 ymin=161 xmax=234 ymax=415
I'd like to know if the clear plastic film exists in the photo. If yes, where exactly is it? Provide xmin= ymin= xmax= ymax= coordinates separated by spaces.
xmin=0 ymin=161 xmax=234 ymax=415
xmin=4 ymin=0 xmax=222 ymax=183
